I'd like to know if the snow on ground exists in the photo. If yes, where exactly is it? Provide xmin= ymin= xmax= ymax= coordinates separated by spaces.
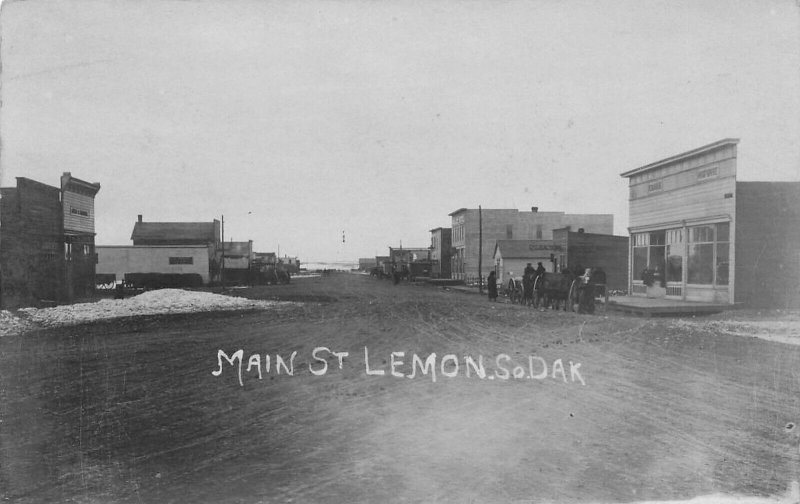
xmin=1 ymin=289 xmax=295 ymax=337
xmin=292 ymin=272 xmax=321 ymax=278
xmin=671 ymin=310 xmax=800 ymax=346
xmin=589 ymin=481 xmax=800 ymax=504
xmin=0 ymin=310 xmax=33 ymax=337
xmin=622 ymin=490 xmax=795 ymax=504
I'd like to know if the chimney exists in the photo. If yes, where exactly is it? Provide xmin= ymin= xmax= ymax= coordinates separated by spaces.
xmin=138 ymin=214 xmax=143 ymax=223
xmin=531 ymin=206 xmax=538 ymax=212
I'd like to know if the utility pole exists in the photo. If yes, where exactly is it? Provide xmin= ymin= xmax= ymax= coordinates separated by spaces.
xmin=478 ymin=205 xmax=483 ymax=294
xmin=221 ymin=214 xmax=225 ymax=287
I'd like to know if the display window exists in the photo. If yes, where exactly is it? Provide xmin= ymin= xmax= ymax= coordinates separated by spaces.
xmin=666 ymin=229 xmax=683 ymax=283
xmin=632 ymin=229 xmax=674 ymax=281
xmin=687 ymin=222 xmax=729 ymax=286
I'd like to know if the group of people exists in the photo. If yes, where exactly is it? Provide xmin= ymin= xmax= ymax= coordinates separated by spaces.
xmin=487 ymin=262 xmax=547 ymax=303
xmin=486 ymin=261 xmax=606 ymax=315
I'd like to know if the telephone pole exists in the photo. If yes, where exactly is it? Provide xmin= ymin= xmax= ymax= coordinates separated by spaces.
xmin=478 ymin=205 xmax=483 ymax=294
xmin=220 ymin=214 xmax=225 ymax=287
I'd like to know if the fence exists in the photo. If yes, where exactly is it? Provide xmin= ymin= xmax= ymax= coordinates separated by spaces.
xmin=464 ymin=275 xmax=484 ymax=288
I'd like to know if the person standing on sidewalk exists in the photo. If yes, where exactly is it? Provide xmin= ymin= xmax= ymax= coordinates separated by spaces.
xmin=487 ymin=270 xmax=498 ymax=302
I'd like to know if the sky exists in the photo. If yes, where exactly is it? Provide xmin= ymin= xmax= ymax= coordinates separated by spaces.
xmin=1 ymin=0 xmax=798 ymax=263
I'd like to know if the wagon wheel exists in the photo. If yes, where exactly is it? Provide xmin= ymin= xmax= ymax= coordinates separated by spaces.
xmin=567 ymin=279 xmax=579 ymax=312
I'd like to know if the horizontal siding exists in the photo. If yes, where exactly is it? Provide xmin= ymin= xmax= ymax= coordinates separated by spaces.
xmin=627 ymin=144 xmax=736 ymax=184
xmin=63 ymin=191 xmax=95 ymax=234
xmin=97 ymin=246 xmax=210 ymax=284
xmin=630 ymin=158 xmax=735 ymax=200
xmin=629 ymin=177 xmax=736 ymax=229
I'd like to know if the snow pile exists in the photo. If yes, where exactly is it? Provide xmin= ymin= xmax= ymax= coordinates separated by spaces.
xmin=623 ymin=491 xmax=793 ymax=504
xmin=672 ymin=312 xmax=800 ymax=346
xmin=2 ymin=289 xmax=294 ymax=335
xmin=0 ymin=310 xmax=33 ymax=337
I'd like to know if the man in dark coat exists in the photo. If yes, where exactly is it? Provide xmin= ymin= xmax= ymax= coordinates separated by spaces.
xmin=524 ymin=262 xmax=535 ymax=278
xmin=487 ymin=271 xmax=498 ymax=302
xmin=522 ymin=271 xmax=535 ymax=306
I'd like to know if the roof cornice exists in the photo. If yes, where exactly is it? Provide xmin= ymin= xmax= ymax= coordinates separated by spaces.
xmin=620 ymin=138 xmax=739 ymax=178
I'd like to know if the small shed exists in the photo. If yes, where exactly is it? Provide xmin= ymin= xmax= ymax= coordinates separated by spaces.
xmin=493 ymin=240 xmax=558 ymax=284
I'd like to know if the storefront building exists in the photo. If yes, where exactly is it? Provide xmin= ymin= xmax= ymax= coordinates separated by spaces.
xmin=621 ymin=138 xmax=800 ymax=308
xmin=621 ymin=139 xmax=738 ymax=303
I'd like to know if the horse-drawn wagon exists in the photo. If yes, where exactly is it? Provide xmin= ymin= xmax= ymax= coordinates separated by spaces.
xmin=533 ymin=272 xmax=577 ymax=310
xmin=505 ymin=275 xmax=524 ymax=304
xmin=504 ymin=272 xmax=537 ymax=306
xmin=532 ymin=268 xmax=608 ymax=313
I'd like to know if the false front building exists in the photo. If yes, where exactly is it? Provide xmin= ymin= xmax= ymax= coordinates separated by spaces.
xmin=0 ymin=172 xmax=101 ymax=308
xmin=620 ymin=138 xmax=800 ymax=308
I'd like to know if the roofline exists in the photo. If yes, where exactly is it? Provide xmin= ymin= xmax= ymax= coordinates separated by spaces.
xmin=388 ymin=247 xmax=430 ymax=251
xmin=552 ymin=227 xmax=628 ymax=239
xmin=10 ymin=177 xmax=60 ymax=191
xmin=133 ymin=221 xmax=217 ymax=225
xmin=61 ymin=173 xmax=101 ymax=195
xmin=449 ymin=207 xmax=534 ymax=216
xmin=96 ymin=245 xmax=210 ymax=249
xmin=620 ymin=138 xmax=740 ymax=178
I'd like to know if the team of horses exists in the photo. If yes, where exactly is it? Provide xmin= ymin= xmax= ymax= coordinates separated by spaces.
xmin=504 ymin=268 xmax=606 ymax=314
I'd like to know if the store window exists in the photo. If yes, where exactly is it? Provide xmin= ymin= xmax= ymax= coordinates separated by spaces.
xmin=632 ymin=233 xmax=648 ymax=279
xmin=716 ymin=222 xmax=730 ymax=286
xmin=633 ymin=229 xmax=681 ymax=282
xmin=687 ymin=222 xmax=729 ymax=285
xmin=648 ymin=231 xmax=666 ymax=274
xmin=666 ymin=229 xmax=683 ymax=283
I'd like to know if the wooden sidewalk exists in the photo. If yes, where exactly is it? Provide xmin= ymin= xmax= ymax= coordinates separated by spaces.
xmin=604 ymin=295 xmax=734 ymax=317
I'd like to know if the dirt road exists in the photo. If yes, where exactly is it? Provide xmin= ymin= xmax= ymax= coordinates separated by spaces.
xmin=2 ymin=273 xmax=800 ymax=503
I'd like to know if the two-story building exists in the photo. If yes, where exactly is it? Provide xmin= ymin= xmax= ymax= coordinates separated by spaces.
xmin=620 ymin=138 xmax=800 ymax=308
xmin=0 ymin=172 xmax=101 ymax=308
xmin=449 ymin=207 xmax=614 ymax=281
xmin=429 ymin=227 xmax=452 ymax=278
